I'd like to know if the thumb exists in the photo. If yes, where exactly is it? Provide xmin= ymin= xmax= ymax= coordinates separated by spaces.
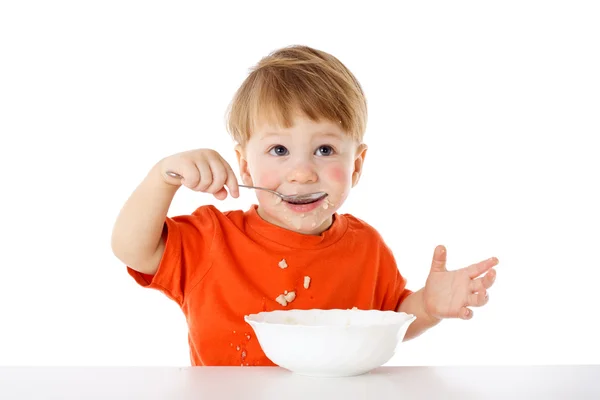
xmin=430 ymin=245 xmax=447 ymax=273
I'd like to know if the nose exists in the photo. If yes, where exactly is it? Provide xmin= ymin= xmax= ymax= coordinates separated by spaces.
xmin=286 ymin=160 xmax=318 ymax=184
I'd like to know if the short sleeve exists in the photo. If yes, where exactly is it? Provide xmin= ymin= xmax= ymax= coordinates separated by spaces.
xmin=127 ymin=206 xmax=217 ymax=306
xmin=379 ymin=243 xmax=413 ymax=311
xmin=386 ymin=268 xmax=413 ymax=311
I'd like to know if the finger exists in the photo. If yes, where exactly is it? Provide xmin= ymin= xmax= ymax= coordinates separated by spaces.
xmin=469 ymin=277 xmax=486 ymax=293
xmin=178 ymin=164 xmax=201 ymax=189
xmin=204 ymin=159 xmax=228 ymax=194
xmin=213 ymin=188 xmax=228 ymax=201
xmin=468 ymin=290 xmax=489 ymax=307
xmin=467 ymin=257 xmax=499 ymax=279
xmin=192 ymin=161 xmax=213 ymax=192
xmin=459 ymin=307 xmax=473 ymax=320
xmin=469 ymin=270 xmax=496 ymax=293
xmin=223 ymin=161 xmax=240 ymax=198
xmin=482 ymin=269 xmax=496 ymax=289
xmin=430 ymin=245 xmax=447 ymax=273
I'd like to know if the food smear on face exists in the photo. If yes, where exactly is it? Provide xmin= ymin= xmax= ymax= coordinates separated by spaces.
xmin=293 ymin=218 xmax=302 ymax=230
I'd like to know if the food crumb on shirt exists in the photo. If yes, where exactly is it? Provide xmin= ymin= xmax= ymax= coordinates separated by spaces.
xmin=275 ymin=294 xmax=288 ymax=306
xmin=284 ymin=291 xmax=296 ymax=303
xmin=303 ymin=276 xmax=311 ymax=289
xmin=278 ymin=259 xmax=288 ymax=269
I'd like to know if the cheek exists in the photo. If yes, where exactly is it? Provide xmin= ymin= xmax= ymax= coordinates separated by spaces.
xmin=247 ymin=157 xmax=281 ymax=188
xmin=254 ymin=171 xmax=280 ymax=189
xmin=251 ymin=169 xmax=282 ymax=207
xmin=324 ymin=165 xmax=351 ymax=185
xmin=323 ymin=165 xmax=352 ymax=206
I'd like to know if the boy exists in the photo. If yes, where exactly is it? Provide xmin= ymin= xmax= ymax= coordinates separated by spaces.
xmin=111 ymin=45 xmax=498 ymax=367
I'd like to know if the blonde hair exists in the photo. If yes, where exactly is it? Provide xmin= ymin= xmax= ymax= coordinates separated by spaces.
xmin=226 ymin=45 xmax=367 ymax=146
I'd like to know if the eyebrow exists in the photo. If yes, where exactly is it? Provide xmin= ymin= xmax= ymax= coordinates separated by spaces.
xmin=260 ymin=131 xmax=343 ymax=140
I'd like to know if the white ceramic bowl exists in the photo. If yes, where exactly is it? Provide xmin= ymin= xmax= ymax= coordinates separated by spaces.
xmin=244 ymin=308 xmax=416 ymax=377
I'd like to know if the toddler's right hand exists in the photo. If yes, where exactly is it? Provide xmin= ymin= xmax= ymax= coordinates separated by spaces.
xmin=159 ymin=149 xmax=240 ymax=200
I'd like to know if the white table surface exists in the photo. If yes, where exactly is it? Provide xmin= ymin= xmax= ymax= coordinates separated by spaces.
xmin=1 ymin=365 xmax=598 ymax=399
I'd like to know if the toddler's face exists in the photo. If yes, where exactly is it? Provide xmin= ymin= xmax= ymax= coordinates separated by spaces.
xmin=236 ymin=112 xmax=366 ymax=235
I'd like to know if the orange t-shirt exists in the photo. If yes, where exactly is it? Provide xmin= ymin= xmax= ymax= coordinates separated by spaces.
xmin=127 ymin=204 xmax=412 ymax=366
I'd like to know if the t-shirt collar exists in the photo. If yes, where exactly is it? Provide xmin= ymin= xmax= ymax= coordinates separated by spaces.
xmin=244 ymin=204 xmax=347 ymax=249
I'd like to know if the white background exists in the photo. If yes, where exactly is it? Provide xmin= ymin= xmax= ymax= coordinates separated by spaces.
xmin=1 ymin=1 xmax=598 ymax=367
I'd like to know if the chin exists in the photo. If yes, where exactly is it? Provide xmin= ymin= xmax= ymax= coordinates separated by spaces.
xmin=282 ymin=214 xmax=333 ymax=235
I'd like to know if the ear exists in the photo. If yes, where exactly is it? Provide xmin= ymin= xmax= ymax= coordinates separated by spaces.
xmin=234 ymin=144 xmax=254 ymax=186
xmin=351 ymin=143 xmax=368 ymax=187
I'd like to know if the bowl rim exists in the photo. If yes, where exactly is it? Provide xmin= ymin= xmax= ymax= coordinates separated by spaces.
xmin=244 ymin=308 xmax=416 ymax=328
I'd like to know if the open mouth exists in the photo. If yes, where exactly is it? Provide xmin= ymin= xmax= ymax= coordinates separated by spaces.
xmin=286 ymin=198 xmax=317 ymax=205
xmin=285 ymin=194 xmax=328 ymax=205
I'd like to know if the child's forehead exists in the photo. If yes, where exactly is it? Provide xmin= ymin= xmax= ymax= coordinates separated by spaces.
xmin=251 ymin=111 xmax=344 ymax=137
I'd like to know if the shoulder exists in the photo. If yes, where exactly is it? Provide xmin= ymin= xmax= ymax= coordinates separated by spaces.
xmin=172 ymin=205 xmax=245 ymax=231
xmin=340 ymin=213 xmax=386 ymax=242
xmin=339 ymin=212 xmax=396 ymax=257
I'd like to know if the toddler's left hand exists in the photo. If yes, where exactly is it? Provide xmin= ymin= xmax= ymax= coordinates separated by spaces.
xmin=423 ymin=245 xmax=499 ymax=320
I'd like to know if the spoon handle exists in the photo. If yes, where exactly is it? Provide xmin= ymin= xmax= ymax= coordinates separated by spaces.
xmin=165 ymin=170 xmax=281 ymax=197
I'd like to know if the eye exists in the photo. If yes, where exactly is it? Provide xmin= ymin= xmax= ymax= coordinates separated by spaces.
xmin=269 ymin=145 xmax=289 ymax=156
xmin=315 ymin=145 xmax=335 ymax=157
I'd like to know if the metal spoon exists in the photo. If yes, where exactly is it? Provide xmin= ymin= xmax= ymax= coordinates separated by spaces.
xmin=165 ymin=171 xmax=328 ymax=204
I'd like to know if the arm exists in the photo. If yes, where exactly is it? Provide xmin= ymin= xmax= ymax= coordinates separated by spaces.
xmin=111 ymin=149 xmax=240 ymax=275
xmin=398 ymin=288 xmax=441 ymax=341
xmin=111 ymin=163 xmax=179 ymax=275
